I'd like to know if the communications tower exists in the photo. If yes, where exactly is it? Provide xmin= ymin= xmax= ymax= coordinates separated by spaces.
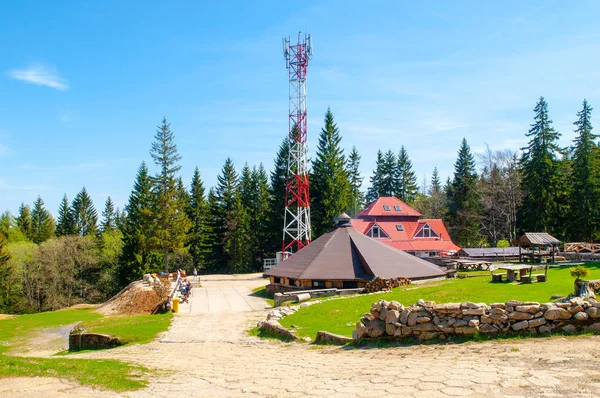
xmin=281 ymin=32 xmax=313 ymax=257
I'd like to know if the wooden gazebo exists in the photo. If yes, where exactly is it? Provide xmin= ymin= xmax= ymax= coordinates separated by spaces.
xmin=518 ymin=233 xmax=561 ymax=263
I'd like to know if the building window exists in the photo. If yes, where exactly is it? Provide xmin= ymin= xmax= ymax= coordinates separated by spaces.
xmin=367 ymin=224 xmax=388 ymax=238
xmin=343 ymin=281 xmax=358 ymax=289
xmin=274 ymin=277 xmax=280 ymax=284
xmin=394 ymin=205 xmax=401 ymax=211
xmin=415 ymin=223 xmax=439 ymax=238
xmin=289 ymin=278 xmax=296 ymax=286
xmin=396 ymin=224 xmax=404 ymax=231
xmin=383 ymin=205 xmax=391 ymax=211
xmin=312 ymin=280 xmax=326 ymax=288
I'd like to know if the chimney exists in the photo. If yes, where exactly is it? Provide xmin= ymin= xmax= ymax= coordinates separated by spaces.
xmin=336 ymin=212 xmax=352 ymax=227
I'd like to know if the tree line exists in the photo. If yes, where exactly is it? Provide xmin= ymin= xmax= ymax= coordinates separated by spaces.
xmin=1 ymin=99 xmax=598 ymax=313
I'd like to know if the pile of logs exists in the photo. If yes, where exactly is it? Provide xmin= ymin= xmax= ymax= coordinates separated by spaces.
xmin=364 ymin=276 xmax=410 ymax=293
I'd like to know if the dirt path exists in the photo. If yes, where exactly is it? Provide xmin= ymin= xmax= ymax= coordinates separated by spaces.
xmin=3 ymin=274 xmax=600 ymax=397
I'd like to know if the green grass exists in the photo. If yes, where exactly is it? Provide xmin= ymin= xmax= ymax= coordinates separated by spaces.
xmin=251 ymin=286 xmax=274 ymax=307
xmin=78 ymin=312 xmax=172 ymax=345
xmin=0 ymin=308 xmax=172 ymax=391
xmin=280 ymin=262 xmax=600 ymax=340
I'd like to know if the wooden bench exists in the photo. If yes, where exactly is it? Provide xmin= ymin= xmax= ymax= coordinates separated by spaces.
xmin=530 ymin=264 xmax=549 ymax=282
xmin=489 ymin=264 xmax=507 ymax=283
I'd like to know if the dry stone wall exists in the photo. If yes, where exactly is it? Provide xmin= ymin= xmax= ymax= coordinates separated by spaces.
xmin=355 ymin=297 xmax=600 ymax=342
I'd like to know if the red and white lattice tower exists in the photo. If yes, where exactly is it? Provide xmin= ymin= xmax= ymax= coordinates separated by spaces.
xmin=281 ymin=32 xmax=313 ymax=257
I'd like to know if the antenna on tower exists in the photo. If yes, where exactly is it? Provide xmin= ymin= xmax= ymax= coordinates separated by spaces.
xmin=281 ymin=32 xmax=313 ymax=259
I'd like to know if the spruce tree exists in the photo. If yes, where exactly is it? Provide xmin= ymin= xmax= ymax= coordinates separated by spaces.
xmin=30 ymin=196 xmax=55 ymax=244
xmin=149 ymin=118 xmax=190 ymax=273
xmin=519 ymin=97 xmax=563 ymax=233
xmin=346 ymin=146 xmax=364 ymax=217
xmin=186 ymin=167 xmax=210 ymax=271
xmin=56 ymin=194 xmax=75 ymax=236
xmin=568 ymin=100 xmax=599 ymax=241
xmin=310 ymin=108 xmax=351 ymax=237
xmin=119 ymin=162 xmax=157 ymax=283
xmin=428 ymin=167 xmax=447 ymax=219
xmin=101 ymin=196 xmax=117 ymax=232
xmin=15 ymin=203 xmax=32 ymax=240
xmin=204 ymin=188 xmax=224 ymax=273
xmin=366 ymin=150 xmax=385 ymax=202
xmin=396 ymin=146 xmax=419 ymax=204
xmin=446 ymin=138 xmax=480 ymax=247
xmin=72 ymin=187 xmax=98 ymax=236
xmin=379 ymin=150 xmax=397 ymax=196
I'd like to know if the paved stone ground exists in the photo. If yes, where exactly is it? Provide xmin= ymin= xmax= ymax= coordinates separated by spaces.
xmin=3 ymin=274 xmax=600 ymax=397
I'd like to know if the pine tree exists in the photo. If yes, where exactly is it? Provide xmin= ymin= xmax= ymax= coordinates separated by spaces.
xmin=204 ymin=188 xmax=224 ymax=273
xmin=446 ymin=138 xmax=480 ymax=247
xmin=310 ymin=108 xmax=351 ymax=237
xmin=15 ymin=203 xmax=32 ymax=240
xmin=366 ymin=150 xmax=385 ymax=203
xmin=119 ymin=162 xmax=157 ymax=283
xmin=101 ymin=196 xmax=117 ymax=232
xmin=568 ymin=100 xmax=599 ymax=241
xmin=149 ymin=118 xmax=190 ymax=273
xmin=346 ymin=146 xmax=364 ymax=217
xmin=72 ymin=187 xmax=98 ymax=236
xmin=519 ymin=97 xmax=563 ymax=234
xmin=395 ymin=146 xmax=419 ymax=204
xmin=379 ymin=150 xmax=397 ymax=196
xmin=428 ymin=167 xmax=447 ymax=219
xmin=186 ymin=167 xmax=210 ymax=271
xmin=56 ymin=195 xmax=75 ymax=236
xmin=30 ymin=196 xmax=55 ymax=244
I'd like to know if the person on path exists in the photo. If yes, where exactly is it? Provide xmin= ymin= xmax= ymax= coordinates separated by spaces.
xmin=193 ymin=267 xmax=198 ymax=280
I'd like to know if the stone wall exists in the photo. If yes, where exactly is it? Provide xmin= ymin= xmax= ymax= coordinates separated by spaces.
xmin=355 ymin=297 xmax=600 ymax=342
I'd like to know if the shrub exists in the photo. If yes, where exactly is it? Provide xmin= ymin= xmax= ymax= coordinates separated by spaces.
xmin=497 ymin=240 xmax=510 ymax=248
xmin=570 ymin=265 xmax=589 ymax=280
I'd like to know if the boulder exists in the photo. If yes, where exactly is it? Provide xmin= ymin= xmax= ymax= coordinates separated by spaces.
xmin=480 ymin=315 xmax=493 ymax=324
xmin=511 ymin=320 xmax=529 ymax=331
xmin=479 ymin=324 xmax=499 ymax=334
xmin=366 ymin=319 xmax=386 ymax=338
xmin=468 ymin=319 xmax=480 ymax=327
xmin=385 ymin=310 xmax=400 ymax=324
xmin=378 ymin=307 xmax=388 ymax=321
xmin=568 ymin=305 xmax=584 ymax=314
xmin=413 ymin=322 xmax=436 ymax=332
xmin=388 ymin=301 xmax=403 ymax=311
xmin=561 ymin=324 xmax=577 ymax=334
xmin=434 ymin=303 xmax=461 ymax=314
xmin=529 ymin=318 xmax=546 ymax=328
xmin=509 ymin=311 xmax=534 ymax=321
xmin=316 ymin=331 xmax=353 ymax=345
xmin=407 ymin=311 xmax=419 ymax=326
xmin=257 ymin=320 xmax=298 ymax=341
xmin=355 ymin=322 xmax=368 ymax=339
xmin=416 ymin=316 xmax=431 ymax=324
xmin=400 ymin=308 xmax=411 ymax=325
xmin=539 ymin=325 xmax=553 ymax=334
xmin=385 ymin=323 xmax=397 ymax=336
xmin=489 ymin=313 xmax=508 ymax=321
xmin=586 ymin=307 xmax=600 ymax=318
xmin=506 ymin=300 xmax=522 ymax=306
xmin=515 ymin=305 xmax=540 ymax=314
xmin=544 ymin=308 xmax=572 ymax=320
xmin=418 ymin=332 xmax=440 ymax=341
xmin=461 ymin=301 xmax=480 ymax=309
xmin=455 ymin=326 xmax=478 ymax=335
xmin=490 ymin=308 xmax=506 ymax=315
xmin=574 ymin=312 xmax=589 ymax=321
xmin=453 ymin=320 xmax=468 ymax=328
xmin=490 ymin=303 xmax=506 ymax=309
xmin=462 ymin=308 xmax=485 ymax=316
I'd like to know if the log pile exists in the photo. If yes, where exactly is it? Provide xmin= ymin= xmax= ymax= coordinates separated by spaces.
xmin=364 ymin=276 xmax=410 ymax=293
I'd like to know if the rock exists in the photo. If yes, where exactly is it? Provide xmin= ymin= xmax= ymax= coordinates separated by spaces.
xmin=385 ymin=310 xmax=400 ymax=324
xmin=416 ymin=316 xmax=431 ymax=324
xmin=529 ymin=318 xmax=546 ymax=328
xmin=455 ymin=326 xmax=478 ymax=335
xmin=561 ymin=324 xmax=577 ymax=334
xmin=534 ymin=311 xmax=544 ymax=318
xmin=551 ymin=294 xmax=565 ymax=299
xmin=574 ymin=311 xmax=589 ymax=321
xmin=515 ymin=305 xmax=540 ymax=314
xmin=385 ymin=323 xmax=396 ymax=336
xmin=315 ymin=331 xmax=353 ymax=345
xmin=461 ymin=301 xmax=480 ymax=309
xmin=479 ymin=324 xmax=499 ymax=334
xmin=453 ymin=320 xmax=468 ymax=328
xmin=569 ymin=305 xmax=584 ymax=314
xmin=407 ymin=311 xmax=419 ymax=326
xmin=544 ymin=308 xmax=572 ymax=320
xmin=433 ymin=303 xmax=461 ymax=314
xmin=418 ymin=332 xmax=440 ymax=341
xmin=355 ymin=322 xmax=367 ymax=339
xmin=511 ymin=320 xmax=529 ymax=331
xmin=393 ymin=326 xmax=403 ymax=337
xmin=490 ymin=307 xmax=506 ymax=315
xmin=586 ymin=307 xmax=600 ymax=318
xmin=462 ymin=308 xmax=485 ymax=316
xmin=506 ymin=300 xmax=522 ymax=306
xmin=378 ymin=307 xmax=388 ymax=321
xmin=539 ymin=325 xmax=553 ymax=333
xmin=468 ymin=319 xmax=480 ymax=327
xmin=541 ymin=303 xmax=556 ymax=311
xmin=400 ymin=308 xmax=411 ymax=324
xmin=413 ymin=322 xmax=436 ymax=332
xmin=388 ymin=301 xmax=402 ymax=311
xmin=366 ymin=319 xmax=386 ymax=338
xmin=584 ymin=322 xmax=600 ymax=333
xmin=481 ymin=315 xmax=493 ymax=324
xmin=370 ymin=309 xmax=379 ymax=319
xmin=523 ymin=301 xmax=540 ymax=306
xmin=417 ymin=299 xmax=425 ymax=306
xmin=509 ymin=311 xmax=534 ymax=320
xmin=490 ymin=303 xmax=506 ymax=309
xmin=257 ymin=320 xmax=298 ymax=340
xmin=489 ymin=313 xmax=508 ymax=321
xmin=556 ymin=302 xmax=571 ymax=309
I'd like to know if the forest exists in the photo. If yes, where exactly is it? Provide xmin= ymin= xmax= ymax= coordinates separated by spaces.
xmin=1 ymin=97 xmax=598 ymax=314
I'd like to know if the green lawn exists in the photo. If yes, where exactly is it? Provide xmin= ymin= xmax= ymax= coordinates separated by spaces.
xmin=251 ymin=285 xmax=275 ymax=307
xmin=280 ymin=263 xmax=600 ymax=340
xmin=0 ymin=308 xmax=172 ymax=391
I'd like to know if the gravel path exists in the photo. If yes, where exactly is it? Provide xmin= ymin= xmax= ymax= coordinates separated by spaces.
xmin=2 ymin=274 xmax=600 ymax=397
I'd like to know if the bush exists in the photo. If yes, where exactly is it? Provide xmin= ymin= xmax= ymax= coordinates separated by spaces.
xmin=570 ymin=265 xmax=589 ymax=280
xmin=496 ymin=240 xmax=510 ymax=248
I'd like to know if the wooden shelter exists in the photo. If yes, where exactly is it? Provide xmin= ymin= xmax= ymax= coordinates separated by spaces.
xmin=518 ymin=233 xmax=561 ymax=263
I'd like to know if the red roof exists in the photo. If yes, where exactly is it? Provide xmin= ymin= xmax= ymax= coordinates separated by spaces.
xmin=357 ymin=197 xmax=421 ymax=218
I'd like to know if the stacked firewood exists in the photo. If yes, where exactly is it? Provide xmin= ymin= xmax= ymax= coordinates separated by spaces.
xmin=364 ymin=276 xmax=410 ymax=293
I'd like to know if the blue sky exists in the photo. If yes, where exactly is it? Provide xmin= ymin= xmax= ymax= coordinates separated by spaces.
xmin=1 ymin=1 xmax=600 ymax=217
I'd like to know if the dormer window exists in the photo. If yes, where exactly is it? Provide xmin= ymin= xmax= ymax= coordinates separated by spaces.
xmin=394 ymin=205 xmax=401 ymax=211
xmin=383 ymin=205 xmax=391 ymax=211
xmin=414 ymin=223 xmax=439 ymax=238
xmin=396 ymin=224 xmax=404 ymax=231
xmin=367 ymin=223 xmax=389 ymax=238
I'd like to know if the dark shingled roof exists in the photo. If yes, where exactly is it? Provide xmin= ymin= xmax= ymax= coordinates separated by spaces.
xmin=459 ymin=247 xmax=520 ymax=258
xmin=265 ymin=225 xmax=448 ymax=281
xmin=519 ymin=233 xmax=561 ymax=246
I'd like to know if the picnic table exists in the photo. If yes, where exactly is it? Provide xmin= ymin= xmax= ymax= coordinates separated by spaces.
xmin=496 ymin=264 xmax=532 ymax=282
xmin=450 ymin=259 xmax=493 ymax=271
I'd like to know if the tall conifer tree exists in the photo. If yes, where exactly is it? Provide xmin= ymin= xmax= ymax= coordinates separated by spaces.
xmin=346 ymin=146 xmax=364 ymax=217
xmin=30 ymin=196 xmax=55 ymax=244
xmin=446 ymin=138 xmax=480 ymax=247
xmin=395 ymin=146 xmax=419 ymax=204
xmin=149 ymin=118 xmax=190 ymax=273
xmin=519 ymin=97 xmax=563 ymax=233
xmin=56 ymin=195 xmax=75 ymax=236
xmin=15 ymin=203 xmax=32 ymax=240
xmin=101 ymin=196 xmax=117 ymax=232
xmin=186 ymin=167 xmax=210 ymax=271
xmin=72 ymin=187 xmax=98 ymax=236
xmin=366 ymin=150 xmax=385 ymax=202
xmin=568 ymin=100 xmax=599 ymax=241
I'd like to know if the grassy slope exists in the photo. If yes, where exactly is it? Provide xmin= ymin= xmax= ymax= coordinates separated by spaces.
xmin=280 ymin=263 xmax=600 ymax=339
xmin=0 ymin=308 xmax=171 ymax=391
xmin=251 ymin=286 xmax=274 ymax=307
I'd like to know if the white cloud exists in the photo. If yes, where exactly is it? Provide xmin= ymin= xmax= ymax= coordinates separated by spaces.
xmin=8 ymin=64 xmax=68 ymax=90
